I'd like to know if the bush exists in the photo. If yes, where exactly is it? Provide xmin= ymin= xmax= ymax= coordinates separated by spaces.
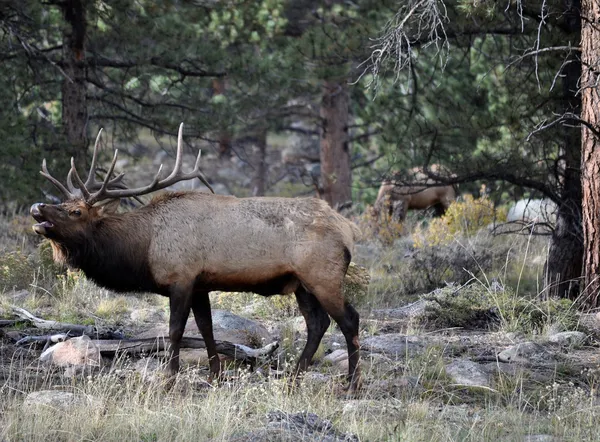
xmin=414 ymin=195 xmax=507 ymax=248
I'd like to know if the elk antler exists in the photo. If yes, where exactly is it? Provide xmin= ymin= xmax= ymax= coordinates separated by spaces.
xmin=40 ymin=123 xmax=215 ymax=205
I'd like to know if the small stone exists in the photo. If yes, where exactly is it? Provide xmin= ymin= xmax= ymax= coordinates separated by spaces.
xmin=445 ymin=359 xmax=491 ymax=388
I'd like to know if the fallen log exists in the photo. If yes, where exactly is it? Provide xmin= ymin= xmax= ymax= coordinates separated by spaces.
xmin=15 ymin=333 xmax=279 ymax=365
xmin=94 ymin=337 xmax=279 ymax=364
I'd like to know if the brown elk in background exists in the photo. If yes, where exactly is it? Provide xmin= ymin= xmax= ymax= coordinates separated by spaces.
xmin=373 ymin=165 xmax=456 ymax=223
xmin=31 ymin=124 xmax=363 ymax=392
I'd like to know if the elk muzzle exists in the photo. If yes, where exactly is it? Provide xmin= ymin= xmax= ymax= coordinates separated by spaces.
xmin=31 ymin=203 xmax=54 ymax=235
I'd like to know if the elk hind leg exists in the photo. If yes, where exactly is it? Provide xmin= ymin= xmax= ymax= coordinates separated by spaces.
xmin=309 ymin=284 xmax=361 ymax=392
xmin=191 ymin=292 xmax=221 ymax=380
xmin=294 ymin=286 xmax=331 ymax=374
xmin=168 ymin=285 xmax=193 ymax=376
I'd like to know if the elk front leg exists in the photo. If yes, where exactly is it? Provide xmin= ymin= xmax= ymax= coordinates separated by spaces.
xmin=168 ymin=286 xmax=192 ymax=376
xmin=191 ymin=292 xmax=221 ymax=380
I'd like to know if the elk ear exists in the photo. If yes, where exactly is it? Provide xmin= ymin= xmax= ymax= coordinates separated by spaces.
xmin=95 ymin=199 xmax=121 ymax=215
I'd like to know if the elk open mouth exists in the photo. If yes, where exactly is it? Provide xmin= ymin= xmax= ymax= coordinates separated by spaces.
xmin=31 ymin=204 xmax=54 ymax=235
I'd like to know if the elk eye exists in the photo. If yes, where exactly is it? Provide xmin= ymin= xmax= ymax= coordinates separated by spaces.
xmin=72 ymin=209 xmax=82 ymax=217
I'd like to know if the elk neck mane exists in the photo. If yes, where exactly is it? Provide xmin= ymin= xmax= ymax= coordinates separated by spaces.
xmin=50 ymin=206 xmax=157 ymax=293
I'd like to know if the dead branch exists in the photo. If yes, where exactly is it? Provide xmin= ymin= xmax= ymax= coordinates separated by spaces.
xmin=10 ymin=306 xmax=124 ymax=339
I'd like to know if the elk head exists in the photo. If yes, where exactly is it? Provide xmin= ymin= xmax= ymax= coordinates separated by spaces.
xmin=31 ymin=123 xmax=214 ymax=242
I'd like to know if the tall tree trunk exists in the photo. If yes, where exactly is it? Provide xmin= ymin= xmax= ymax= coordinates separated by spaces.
xmin=545 ymin=0 xmax=583 ymax=300
xmin=251 ymin=129 xmax=268 ymax=197
xmin=60 ymin=0 xmax=88 ymax=165
xmin=212 ymin=78 xmax=232 ymax=159
xmin=581 ymin=0 xmax=600 ymax=308
xmin=320 ymin=80 xmax=351 ymax=209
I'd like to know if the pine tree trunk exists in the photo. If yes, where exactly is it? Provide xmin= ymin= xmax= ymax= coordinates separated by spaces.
xmin=251 ymin=129 xmax=268 ymax=197
xmin=544 ymin=0 xmax=583 ymax=300
xmin=212 ymin=78 xmax=232 ymax=159
xmin=581 ymin=0 xmax=600 ymax=308
xmin=320 ymin=80 xmax=351 ymax=209
xmin=60 ymin=0 xmax=88 ymax=164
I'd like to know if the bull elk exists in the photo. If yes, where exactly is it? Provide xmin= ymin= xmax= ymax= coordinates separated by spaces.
xmin=30 ymin=124 xmax=362 ymax=391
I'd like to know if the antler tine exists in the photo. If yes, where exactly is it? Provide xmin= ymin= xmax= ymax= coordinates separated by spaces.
xmin=166 ymin=122 xmax=185 ymax=181
xmin=192 ymin=149 xmax=215 ymax=193
xmin=66 ymin=168 xmax=78 ymax=194
xmin=70 ymin=157 xmax=91 ymax=200
xmin=85 ymin=128 xmax=103 ymax=188
xmin=87 ymin=149 xmax=120 ymax=205
xmin=40 ymin=159 xmax=75 ymax=199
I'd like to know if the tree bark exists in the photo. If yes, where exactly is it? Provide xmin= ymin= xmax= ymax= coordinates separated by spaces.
xmin=251 ymin=129 xmax=268 ymax=196
xmin=60 ymin=0 xmax=88 ymax=164
xmin=320 ymin=80 xmax=351 ymax=209
xmin=212 ymin=78 xmax=232 ymax=159
xmin=581 ymin=0 xmax=600 ymax=308
xmin=544 ymin=0 xmax=583 ymax=300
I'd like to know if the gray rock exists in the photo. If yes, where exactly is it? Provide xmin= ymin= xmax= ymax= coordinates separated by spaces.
xmin=498 ymin=342 xmax=553 ymax=364
xmin=362 ymin=334 xmax=423 ymax=359
xmin=445 ymin=359 xmax=491 ymax=387
xmin=22 ymin=390 xmax=100 ymax=411
xmin=212 ymin=309 xmax=272 ymax=345
xmin=548 ymin=331 xmax=586 ymax=347
xmin=40 ymin=335 xmax=101 ymax=368
xmin=134 ymin=309 xmax=272 ymax=348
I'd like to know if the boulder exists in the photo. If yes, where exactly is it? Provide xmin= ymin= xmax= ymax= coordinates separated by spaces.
xmin=40 ymin=335 xmax=101 ymax=369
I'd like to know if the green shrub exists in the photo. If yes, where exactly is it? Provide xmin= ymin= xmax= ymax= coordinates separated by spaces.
xmin=414 ymin=195 xmax=507 ymax=248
